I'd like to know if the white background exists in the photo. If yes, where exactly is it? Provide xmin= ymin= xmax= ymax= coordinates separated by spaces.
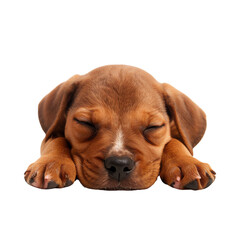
xmin=1 ymin=1 xmax=239 ymax=239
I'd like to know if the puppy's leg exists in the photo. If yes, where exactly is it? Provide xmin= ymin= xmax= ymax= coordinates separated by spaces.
xmin=160 ymin=139 xmax=216 ymax=190
xmin=24 ymin=137 xmax=76 ymax=189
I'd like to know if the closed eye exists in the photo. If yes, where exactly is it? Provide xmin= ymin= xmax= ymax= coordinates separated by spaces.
xmin=143 ymin=123 xmax=166 ymax=145
xmin=144 ymin=123 xmax=165 ymax=131
xmin=73 ymin=118 xmax=96 ymax=129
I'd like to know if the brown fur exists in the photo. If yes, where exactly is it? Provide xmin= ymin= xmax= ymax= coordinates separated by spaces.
xmin=24 ymin=65 xmax=215 ymax=190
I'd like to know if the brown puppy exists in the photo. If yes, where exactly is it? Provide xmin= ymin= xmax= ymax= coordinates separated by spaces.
xmin=24 ymin=65 xmax=215 ymax=190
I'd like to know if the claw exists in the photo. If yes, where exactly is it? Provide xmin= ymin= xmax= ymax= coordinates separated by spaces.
xmin=24 ymin=170 xmax=30 ymax=181
xmin=205 ymin=172 xmax=214 ymax=188
xmin=65 ymin=179 xmax=73 ymax=187
xmin=47 ymin=181 xmax=59 ymax=189
xmin=211 ymin=170 xmax=216 ymax=175
xmin=184 ymin=180 xmax=199 ymax=190
xmin=29 ymin=172 xmax=37 ymax=184
xmin=205 ymin=178 xmax=213 ymax=188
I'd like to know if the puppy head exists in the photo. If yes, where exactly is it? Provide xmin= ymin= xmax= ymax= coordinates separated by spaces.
xmin=39 ymin=65 xmax=206 ymax=190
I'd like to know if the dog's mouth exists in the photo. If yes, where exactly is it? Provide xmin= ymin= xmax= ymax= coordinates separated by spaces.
xmin=73 ymin=153 xmax=159 ymax=190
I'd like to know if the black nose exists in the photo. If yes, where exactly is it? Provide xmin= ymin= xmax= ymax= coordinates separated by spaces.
xmin=104 ymin=156 xmax=135 ymax=181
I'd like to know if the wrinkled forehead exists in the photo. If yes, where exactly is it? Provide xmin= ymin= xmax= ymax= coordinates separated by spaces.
xmin=72 ymin=69 xmax=165 ymax=114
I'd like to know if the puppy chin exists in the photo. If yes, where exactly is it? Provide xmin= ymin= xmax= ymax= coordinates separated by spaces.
xmin=79 ymin=175 xmax=157 ymax=191
xmin=100 ymin=183 xmax=155 ymax=191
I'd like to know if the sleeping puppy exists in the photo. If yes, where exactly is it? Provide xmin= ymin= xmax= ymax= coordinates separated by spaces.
xmin=24 ymin=65 xmax=216 ymax=190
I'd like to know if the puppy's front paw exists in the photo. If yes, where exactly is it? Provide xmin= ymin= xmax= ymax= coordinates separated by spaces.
xmin=160 ymin=157 xmax=216 ymax=190
xmin=24 ymin=156 xmax=76 ymax=189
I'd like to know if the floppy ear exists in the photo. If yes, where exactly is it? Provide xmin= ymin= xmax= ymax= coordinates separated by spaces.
xmin=38 ymin=75 xmax=81 ymax=140
xmin=162 ymin=83 xmax=206 ymax=155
